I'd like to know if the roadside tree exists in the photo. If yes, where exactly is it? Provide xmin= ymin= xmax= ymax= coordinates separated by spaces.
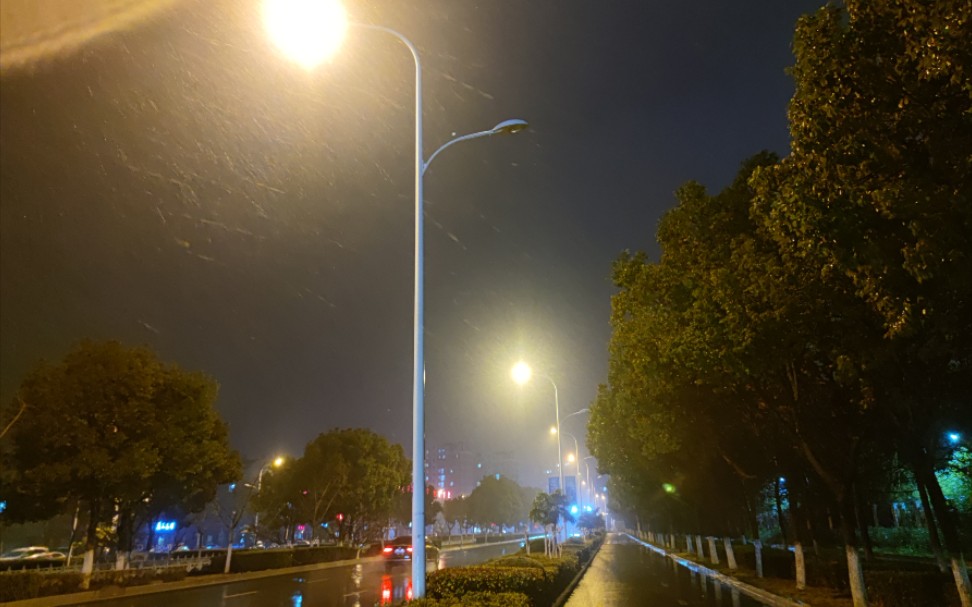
xmin=2 ymin=340 xmax=240 ymax=587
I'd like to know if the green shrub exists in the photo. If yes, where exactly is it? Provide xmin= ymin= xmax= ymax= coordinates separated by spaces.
xmin=484 ymin=556 xmax=547 ymax=571
xmin=291 ymin=545 xmax=358 ymax=566
xmin=404 ymin=592 xmax=531 ymax=607
xmin=867 ymin=526 xmax=934 ymax=556
xmin=427 ymin=566 xmax=551 ymax=606
xmin=524 ymin=538 xmax=547 ymax=554
xmin=0 ymin=571 xmax=85 ymax=602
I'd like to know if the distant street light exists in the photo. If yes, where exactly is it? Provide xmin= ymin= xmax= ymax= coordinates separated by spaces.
xmin=512 ymin=361 xmax=564 ymax=522
xmin=265 ymin=2 xmax=527 ymax=597
xmin=553 ymin=428 xmax=582 ymax=509
xmin=254 ymin=456 xmax=286 ymax=531
xmin=583 ymin=456 xmax=596 ymax=509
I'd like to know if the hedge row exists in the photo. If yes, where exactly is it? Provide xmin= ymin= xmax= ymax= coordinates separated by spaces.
xmin=424 ymin=535 xmax=603 ymax=607
xmin=407 ymin=591 xmax=531 ymax=607
xmin=0 ymin=567 xmax=189 ymax=602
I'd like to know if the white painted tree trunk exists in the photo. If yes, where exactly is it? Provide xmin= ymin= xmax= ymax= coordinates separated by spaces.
xmin=80 ymin=548 xmax=95 ymax=589
xmin=686 ymin=535 xmax=693 ymax=552
xmin=695 ymin=535 xmax=704 ymax=559
xmin=753 ymin=539 xmax=763 ymax=578
xmin=723 ymin=537 xmax=737 ymax=571
xmin=224 ymin=544 xmax=234 ymax=574
xmin=794 ymin=541 xmax=806 ymax=590
xmin=707 ymin=537 xmax=719 ymax=565
xmin=845 ymin=544 xmax=868 ymax=607
xmin=949 ymin=555 xmax=972 ymax=607
xmin=115 ymin=552 xmax=128 ymax=570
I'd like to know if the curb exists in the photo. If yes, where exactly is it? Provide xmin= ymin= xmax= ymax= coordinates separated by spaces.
xmin=624 ymin=534 xmax=806 ymax=607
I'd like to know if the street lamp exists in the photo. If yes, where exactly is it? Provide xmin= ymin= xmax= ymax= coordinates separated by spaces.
xmin=512 ymin=361 xmax=564 ymax=514
xmin=582 ymin=456 xmax=596 ymax=510
xmin=551 ymin=427 xmax=581 ymax=505
xmin=561 ymin=408 xmax=589 ymax=423
xmin=264 ymin=2 xmax=528 ymax=597
xmin=254 ymin=456 xmax=286 ymax=531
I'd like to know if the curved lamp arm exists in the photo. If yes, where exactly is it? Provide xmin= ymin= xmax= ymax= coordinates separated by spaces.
xmin=424 ymin=119 xmax=528 ymax=176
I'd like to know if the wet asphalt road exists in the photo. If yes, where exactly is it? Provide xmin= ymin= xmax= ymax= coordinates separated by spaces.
xmin=89 ymin=541 xmax=522 ymax=607
xmin=564 ymin=533 xmax=766 ymax=607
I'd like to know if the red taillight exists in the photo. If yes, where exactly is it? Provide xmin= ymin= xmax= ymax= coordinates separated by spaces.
xmin=383 ymin=547 xmax=393 ymax=553
xmin=406 ymin=546 xmax=413 ymax=553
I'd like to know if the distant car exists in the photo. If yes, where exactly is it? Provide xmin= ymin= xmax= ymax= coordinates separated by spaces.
xmin=381 ymin=536 xmax=438 ymax=568
xmin=0 ymin=547 xmax=66 ymax=569
xmin=32 ymin=550 xmax=66 ymax=563
xmin=1 ymin=546 xmax=51 ymax=562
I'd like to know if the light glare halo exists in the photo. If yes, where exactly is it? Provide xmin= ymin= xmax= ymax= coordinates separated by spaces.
xmin=264 ymin=0 xmax=348 ymax=69
xmin=511 ymin=361 xmax=532 ymax=385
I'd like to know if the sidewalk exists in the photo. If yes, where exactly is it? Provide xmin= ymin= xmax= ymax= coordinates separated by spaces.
xmin=562 ymin=533 xmax=803 ymax=607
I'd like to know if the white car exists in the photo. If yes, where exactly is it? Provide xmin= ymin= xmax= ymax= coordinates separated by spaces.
xmin=0 ymin=546 xmax=51 ymax=562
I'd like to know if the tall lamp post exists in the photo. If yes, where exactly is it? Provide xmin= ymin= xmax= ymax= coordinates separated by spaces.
xmin=583 ymin=456 xmax=596 ymax=509
xmin=264 ymin=2 xmax=527 ymax=597
xmin=253 ymin=456 xmax=285 ymax=532
xmin=551 ymin=427 xmax=581 ymax=508
xmin=511 ymin=362 xmax=564 ymax=518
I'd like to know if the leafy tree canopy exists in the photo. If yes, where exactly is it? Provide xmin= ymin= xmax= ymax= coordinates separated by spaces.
xmin=2 ymin=339 xmax=241 ymax=551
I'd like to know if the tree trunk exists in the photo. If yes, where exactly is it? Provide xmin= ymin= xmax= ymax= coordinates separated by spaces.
xmin=81 ymin=549 xmax=95 ymax=589
xmin=707 ymin=537 xmax=720 ymax=565
xmin=686 ymin=535 xmax=693 ymax=553
xmin=917 ymin=477 xmax=949 ymax=572
xmin=753 ymin=539 xmax=763 ymax=578
xmin=695 ymin=535 xmax=705 ymax=559
xmin=840 ymin=497 xmax=868 ymax=607
xmin=224 ymin=543 xmax=234 ymax=574
xmin=723 ymin=537 xmax=738 ymax=571
xmin=79 ymin=501 xmax=100 ymax=590
xmin=145 ymin=517 xmax=157 ymax=552
xmin=774 ymin=477 xmax=788 ymax=546
xmin=918 ymin=464 xmax=972 ymax=607
xmin=66 ymin=501 xmax=81 ymax=566
xmin=794 ymin=541 xmax=806 ymax=590
xmin=845 ymin=543 xmax=868 ymax=607
xmin=854 ymin=487 xmax=874 ymax=562
xmin=115 ymin=511 xmax=134 ymax=570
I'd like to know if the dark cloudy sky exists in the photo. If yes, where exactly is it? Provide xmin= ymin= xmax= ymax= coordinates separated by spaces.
xmin=1 ymin=0 xmax=824 ymax=488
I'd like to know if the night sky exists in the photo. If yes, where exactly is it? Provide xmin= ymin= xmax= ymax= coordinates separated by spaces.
xmin=0 ymin=0 xmax=824 ymax=488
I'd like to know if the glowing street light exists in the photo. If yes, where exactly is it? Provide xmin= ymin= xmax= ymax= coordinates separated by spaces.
xmin=263 ymin=0 xmax=348 ymax=69
xmin=255 ymin=456 xmax=286 ymax=530
xmin=265 ymin=2 xmax=527 ymax=597
xmin=513 ymin=360 xmax=565 ymax=527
